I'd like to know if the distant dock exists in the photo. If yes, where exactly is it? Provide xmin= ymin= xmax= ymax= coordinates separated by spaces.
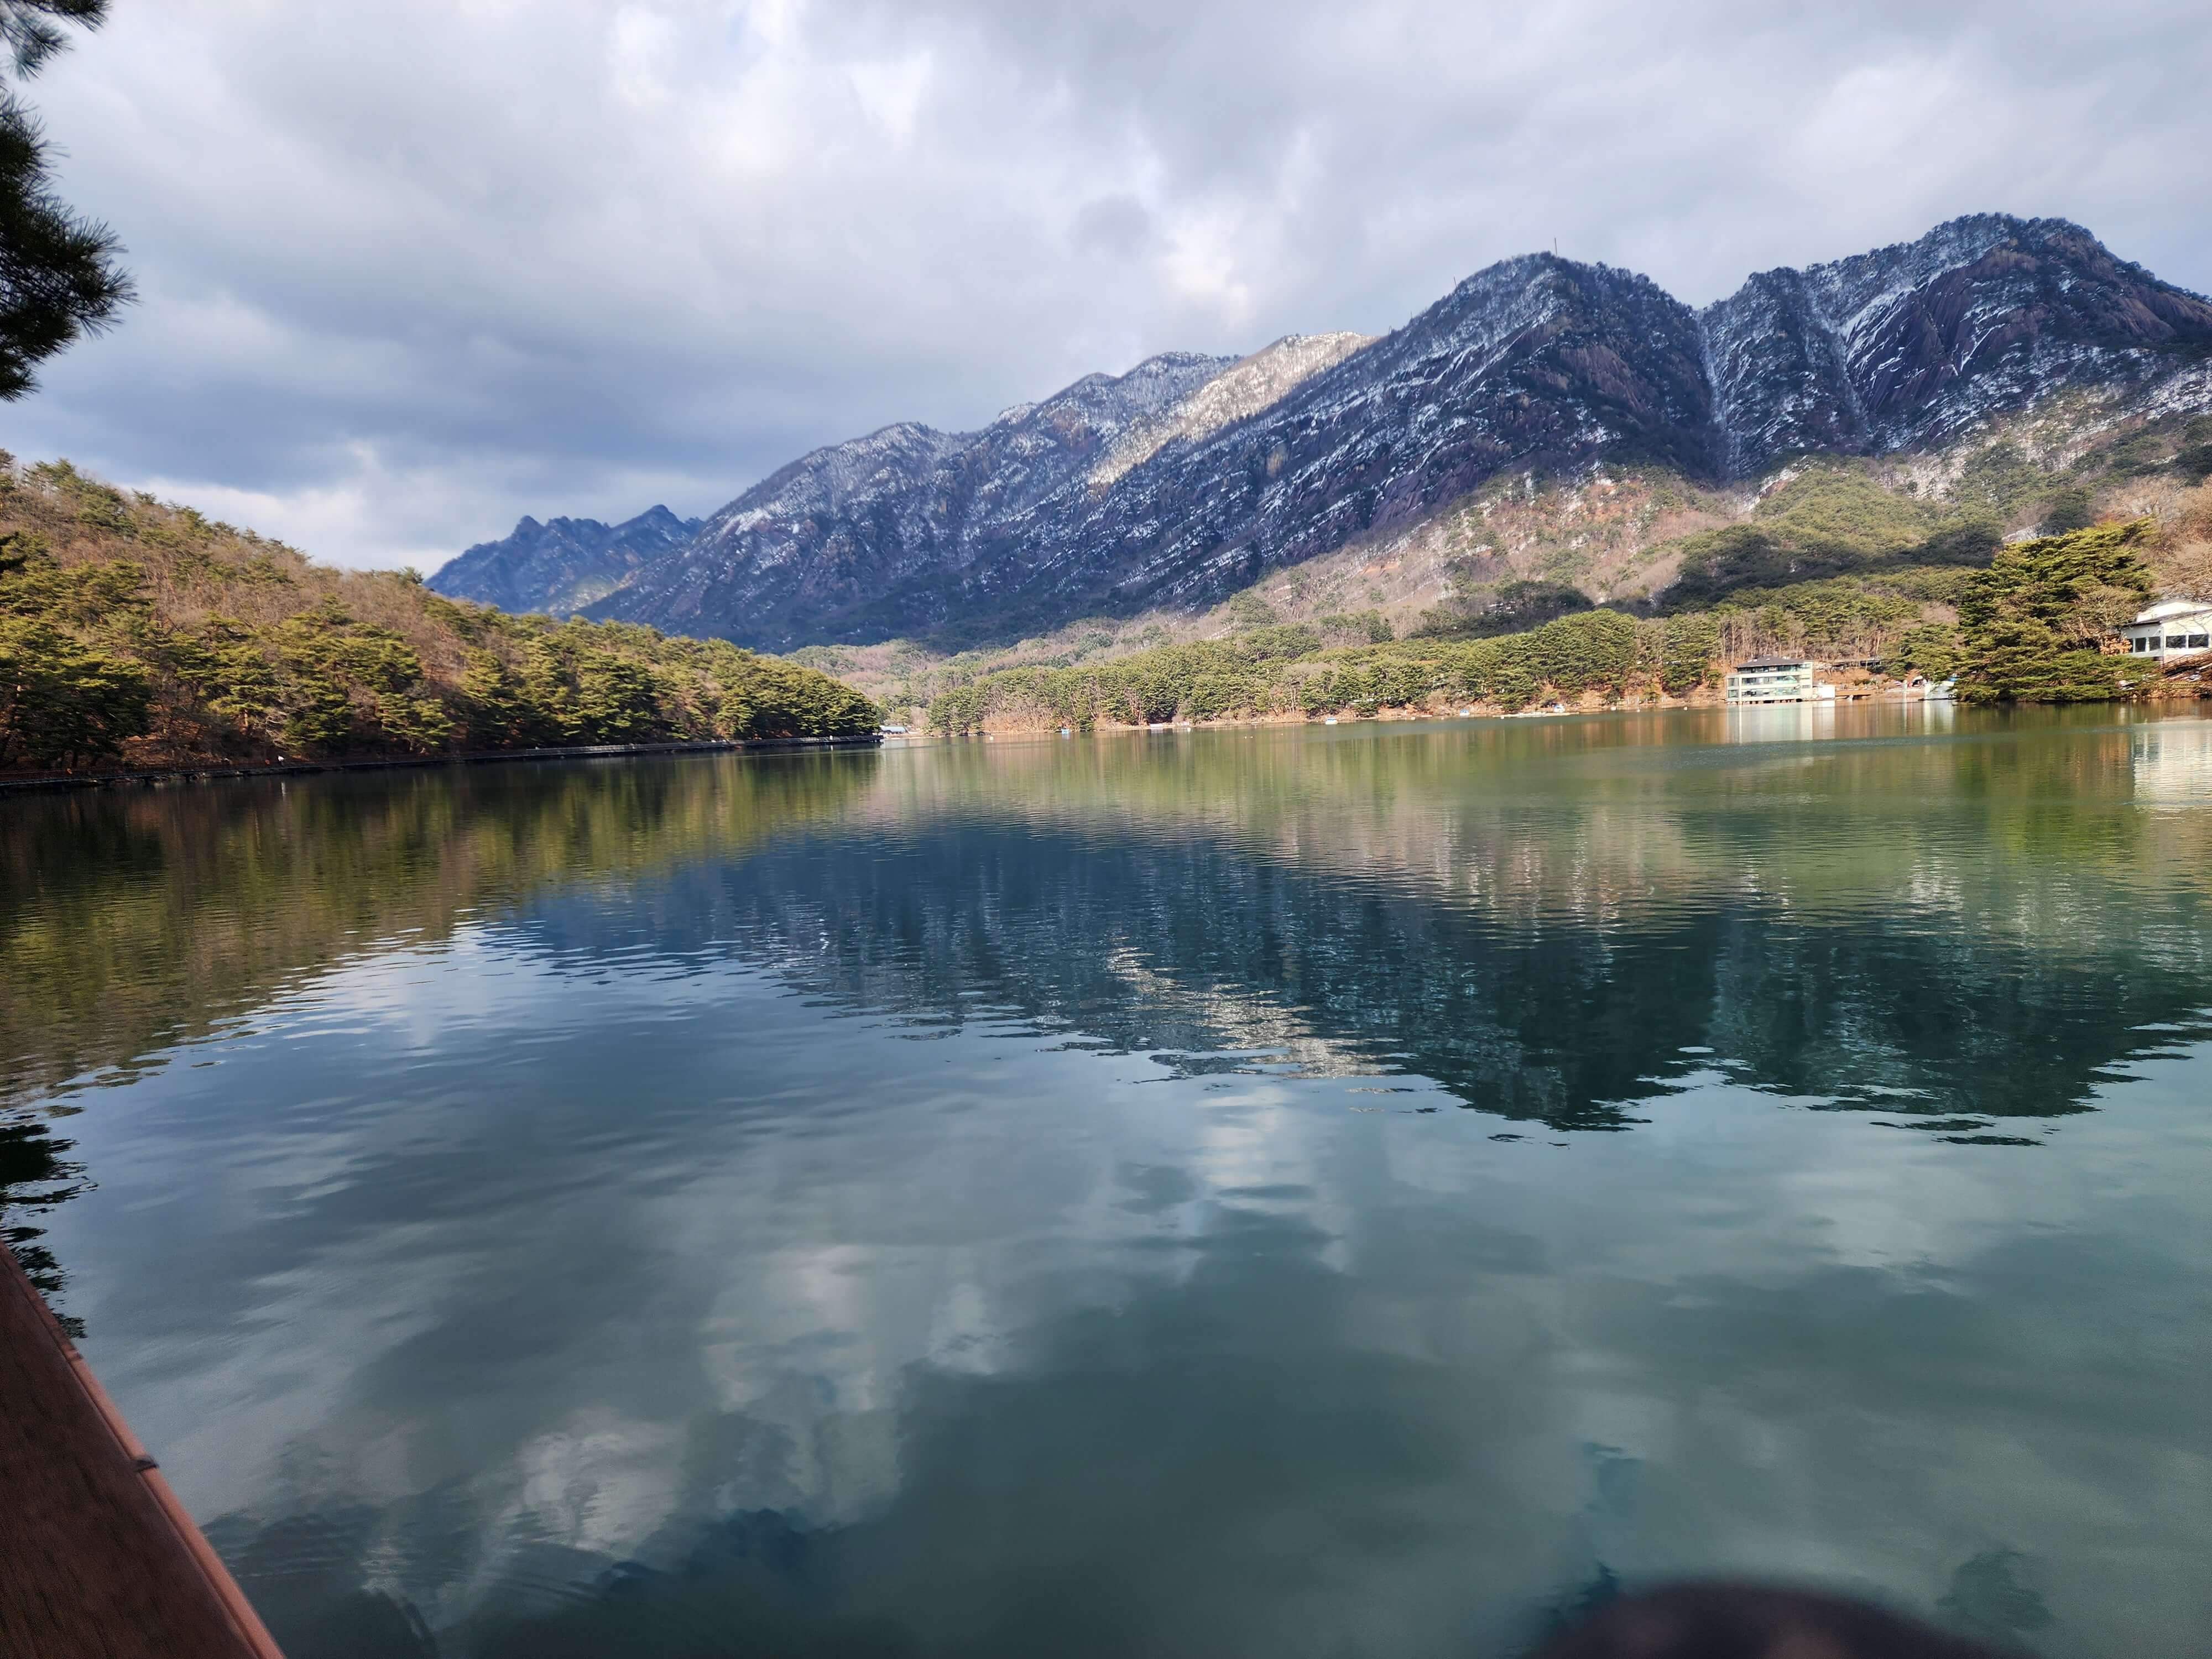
xmin=0 ymin=1244 xmax=285 ymax=1658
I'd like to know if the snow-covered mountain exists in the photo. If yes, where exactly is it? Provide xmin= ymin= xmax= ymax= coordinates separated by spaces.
xmin=1701 ymin=215 xmax=2212 ymax=469
xmin=582 ymin=351 xmax=1238 ymax=647
xmin=446 ymin=216 xmax=2212 ymax=648
xmin=1086 ymin=332 xmax=1374 ymax=492
xmin=427 ymin=504 xmax=701 ymax=615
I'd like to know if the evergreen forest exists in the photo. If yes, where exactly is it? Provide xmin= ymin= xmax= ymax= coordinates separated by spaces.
xmin=0 ymin=457 xmax=879 ymax=776
xmin=924 ymin=518 xmax=2200 ymax=733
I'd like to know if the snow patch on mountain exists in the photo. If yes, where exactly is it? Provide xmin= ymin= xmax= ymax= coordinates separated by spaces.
xmin=454 ymin=214 xmax=2212 ymax=650
xmin=1089 ymin=332 xmax=1375 ymax=492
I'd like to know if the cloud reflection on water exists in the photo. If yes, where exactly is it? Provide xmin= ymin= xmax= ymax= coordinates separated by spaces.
xmin=7 ymin=708 xmax=2211 ymax=1658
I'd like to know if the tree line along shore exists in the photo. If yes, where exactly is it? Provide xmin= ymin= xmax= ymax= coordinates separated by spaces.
xmin=922 ymin=514 xmax=2212 ymax=734
xmin=6 ymin=451 xmax=2210 ymax=775
xmin=0 ymin=458 xmax=880 ymax=778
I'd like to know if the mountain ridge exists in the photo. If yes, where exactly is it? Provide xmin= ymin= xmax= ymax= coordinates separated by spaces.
xmin=431 ymin=215 xmax=2212 ymax=649
xmin=428 ymin=503 xmax=701 ymax=616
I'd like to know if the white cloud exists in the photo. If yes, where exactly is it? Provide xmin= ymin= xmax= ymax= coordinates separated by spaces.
xmin=0 ymin=0 xmax=2205 ymax=568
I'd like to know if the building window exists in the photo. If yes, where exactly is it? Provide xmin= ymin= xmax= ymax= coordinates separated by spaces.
xmin=2190 ymin=635 xmax=2210 ymax=650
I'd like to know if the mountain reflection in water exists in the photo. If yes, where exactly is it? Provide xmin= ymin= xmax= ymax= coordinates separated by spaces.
xmin=3 ymin=707 xmax=2210 ymax=1659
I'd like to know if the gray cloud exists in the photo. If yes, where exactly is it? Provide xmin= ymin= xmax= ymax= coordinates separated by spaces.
xmin=1 ymin=0 xmax=2206 ymax=567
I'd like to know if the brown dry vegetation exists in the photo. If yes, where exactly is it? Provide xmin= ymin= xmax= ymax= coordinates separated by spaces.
xmin=0 ymin=457 xmax=878 ymax=776
xmin=2143 ymin=481 xmax=2212 ymax=600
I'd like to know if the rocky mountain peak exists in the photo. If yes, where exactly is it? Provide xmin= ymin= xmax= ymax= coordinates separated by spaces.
xmin=1089 ymin=332 xmax=1376 ymax=492
xmin=1704 ymin=213 xmax=2212 ymax=469
xmin=428 ymin=503 xmax=703 ymax=616
xmin=439 ymin=215 xmax=2212 ymax=650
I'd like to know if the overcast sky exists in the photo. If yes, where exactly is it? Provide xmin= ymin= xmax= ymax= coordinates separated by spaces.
xmin=4 ymin=0 xmax=2209 ymax=571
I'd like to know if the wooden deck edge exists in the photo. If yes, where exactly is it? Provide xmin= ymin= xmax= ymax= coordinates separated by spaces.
xmin=1 ymin=1245 xmax=287 ymax=1658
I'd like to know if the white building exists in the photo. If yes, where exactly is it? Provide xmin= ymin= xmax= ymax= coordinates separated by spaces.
xmin=1724 ymin=659 xmax=1835 ymax=705
xmin=2118 ymin=599 xmax=2212 ymax=661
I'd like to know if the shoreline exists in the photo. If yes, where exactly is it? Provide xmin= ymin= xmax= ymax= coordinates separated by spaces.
xmin=0 ymin=733 xmax=883 ymax=797
xmin=916 ymin=680 xmax=2211 ymax=740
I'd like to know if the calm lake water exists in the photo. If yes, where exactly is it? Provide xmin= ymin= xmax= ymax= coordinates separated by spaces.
xmin=4 ymin=706 xmax=2210 ymax=1658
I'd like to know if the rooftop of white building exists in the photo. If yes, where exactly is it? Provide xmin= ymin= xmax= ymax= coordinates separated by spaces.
xmin=2130 ymin=598 xmax=2212 ymax=624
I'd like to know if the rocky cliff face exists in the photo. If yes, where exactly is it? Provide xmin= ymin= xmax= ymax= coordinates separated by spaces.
xmin=995 ymin=255 xmax=1725 ymax=627
xmin=447 ymin=216 xmax=2212 ymax=648
xmin=1087 ymin=332 xmax=1375 ymax=492
xmin=1703 ymin=215 xmax=2212 ymax=470
xmin=594 ymin=353 xmax=1234 ymax=645
xmin=427 ymin=504 xmax=700 ymax=615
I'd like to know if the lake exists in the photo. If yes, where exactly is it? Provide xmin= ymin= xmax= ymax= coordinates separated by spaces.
xmin=3 ymin=705 xmax=2209 ymax=1658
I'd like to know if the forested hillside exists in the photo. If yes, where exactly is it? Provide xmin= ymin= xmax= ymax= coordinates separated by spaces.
xmin=922 ymin=506 xmax=2212 ymax=732
xmin=0 ymin=458 xmax=878 ymax=778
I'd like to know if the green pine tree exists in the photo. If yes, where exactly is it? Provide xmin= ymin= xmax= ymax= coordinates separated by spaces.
xmin=1955 ymin=521 xmax=2153 ymax=704
xmin=0 ymin=613 xmax=149 ymax=767
xmin=0 ymin=2 xmax=131 ymax=399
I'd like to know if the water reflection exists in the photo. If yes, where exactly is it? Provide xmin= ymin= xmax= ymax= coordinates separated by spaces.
xmin=2133 ymin=721 xmax=2212 ymax=804
xmin=0 ymin=750 xmax=881 ymax=1110
xmin=3 ymin=708 xmax=2210 ymax=1658
xmin=0 ymin=1114 xmax=85 ymax=1333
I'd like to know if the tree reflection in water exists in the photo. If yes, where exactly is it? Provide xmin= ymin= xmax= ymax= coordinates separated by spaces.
xmin=3 ymin=707 xmax=2209 ymax=1658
